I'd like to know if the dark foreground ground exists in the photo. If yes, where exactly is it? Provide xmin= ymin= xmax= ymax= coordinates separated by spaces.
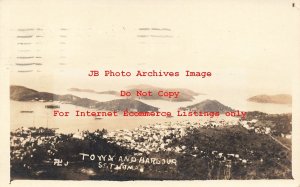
xmin=10 ymin=122 xmax=292 ymax=180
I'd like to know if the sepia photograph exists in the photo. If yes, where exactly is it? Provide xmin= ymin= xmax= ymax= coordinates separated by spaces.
xmin=1 ymin=0 xmax=300 ymax=186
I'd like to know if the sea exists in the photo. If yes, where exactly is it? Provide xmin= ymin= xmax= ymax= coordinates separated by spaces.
xmin=10 ymin=91 xmax=292 ymax=133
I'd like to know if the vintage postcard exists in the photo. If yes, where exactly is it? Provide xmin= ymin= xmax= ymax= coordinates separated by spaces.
xmin=0 ymin=0 xmax=300 ymax=186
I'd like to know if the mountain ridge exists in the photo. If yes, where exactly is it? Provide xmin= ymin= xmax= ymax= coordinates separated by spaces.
xmin=180 ymin=99 xmax=234 ymax=113
xmin=10 ymin=85 xmax=159 ymax=112
xmin=248 ymin=94 xmax=292 ymax=104
xmin=69 ymin=84 xmax=202 ymax=102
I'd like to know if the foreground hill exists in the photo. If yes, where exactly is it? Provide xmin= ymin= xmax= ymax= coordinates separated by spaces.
xmin=180 ymin=99 xmax=234 ymax=113
xmin=247 ymin=94 xmax=292 ymax=104
xmin=242 ymin=111 xmax=292 ymax=136
xmin=170 ymin=125 xmax=292 ymax=179
xmin=10 ymin=85 xmax=158 ymax=112
xmin=10 ymin=124 xmax=292 ymax=180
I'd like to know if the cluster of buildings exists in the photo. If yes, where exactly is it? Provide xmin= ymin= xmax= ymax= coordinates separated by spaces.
xmin=104 ymin=119 xmax=251 ymax=179
xmin=10 ymin=127 xmax=60 ymax=166
xmin=106 ymin=122 xmax=186 ymax=154
xmin=105 ymin=119 xmax=240 ymax=153
xmin=238 ymin=119 xmax=292 ymax=139
xmin=238 ymin=119 xmax=272 ymax=134
xmin=11 ymin=116 xmax=289 ymax=175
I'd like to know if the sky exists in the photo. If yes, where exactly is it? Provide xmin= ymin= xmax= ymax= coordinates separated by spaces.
xmin=1 ymin=0 xmax=300 ymax=96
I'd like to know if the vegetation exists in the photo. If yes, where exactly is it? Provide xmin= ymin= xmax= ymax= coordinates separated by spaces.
xmin=11 ymin=125 xmax=292 ymax=180
xmin=181 ymin=99 xmax=234 ymax=113
xmin=243 ymin=111 xmax=292 ymax=135
xmin=169 ymin=126 xmax=292 ymax=179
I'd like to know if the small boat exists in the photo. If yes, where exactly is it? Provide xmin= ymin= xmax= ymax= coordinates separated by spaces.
xmin=18 ymin=70 xmax=33 ymax=72
xmin=16 ymin=63 xmax=35 ymax=66
xmin=45 ymin=104 xmax=60 ymax=109
xmin=61 ymin=101 xmax=72 ymax=104
xmin=20 ymin=110 xmax=34 ymax=113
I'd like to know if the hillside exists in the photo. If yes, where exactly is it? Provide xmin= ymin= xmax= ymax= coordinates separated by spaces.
xmin=126 ymin=84 xmax=200 ymax=102
xmin=242 ymin=111 xmax=292 ymax=136
xmin=69 ymin=84 xmax=201 ymax=102
xmin=10 ymin=85 xmax=57 ymax=101
xmin=181 ymin=99 xmax=234 ymax=113
xmin=95 ymin=99 xmax=159 ymax=112
xmin=170 ymin=125 xmax=292 ymax=179
xmin=247 ymin=94 xmax=292 ymax=104
xmin=11 ymin=125 xmax=292 ymax=180
xmin=10 ymin=85 xmax=158 ymax=112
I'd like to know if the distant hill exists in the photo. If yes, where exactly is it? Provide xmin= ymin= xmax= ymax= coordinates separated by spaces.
xmin=95 ymin=99 xmax=158 ymax=112
xmin=11 ymin=85 xmax=57 ymax=101
xmin=126 ymin=84 xmax=201 ymax=102
xmin=68 ymin=88 xmax=119 ymax=96
xmin=69 ymin=84 xmax=201 ymax=102
xmin=180 ymin=99 xmax=234 ymax=113
xmin=10 ymin=85 xmax=158 ymax=112
xmin=247 ymin=94 xmax=292 ymax=104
